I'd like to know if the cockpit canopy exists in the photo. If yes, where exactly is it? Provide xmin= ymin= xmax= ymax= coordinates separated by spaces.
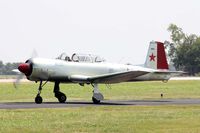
xmin=56 ymin=53 xmax=105 ymax=63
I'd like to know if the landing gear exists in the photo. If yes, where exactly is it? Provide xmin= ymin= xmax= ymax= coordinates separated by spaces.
xmin=54 ymin=82 xmax=67 ymax=103
xmin=92 ymin=96 xmax=100 ymax=104
xmin=34 ymin=81 xmax=66 ymax=104
xmin=35 ymin=94 xmax=43 ymax=104
xmin=35 ymin=81 xmax=44 ymax=104
xmin=92 ymin=84 xmax=104 ymax=104
xmin=55 ymin=92 xmax=66 ymax=103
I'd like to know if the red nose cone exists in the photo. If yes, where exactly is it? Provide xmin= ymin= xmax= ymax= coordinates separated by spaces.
xmin=18 ymin=63 xmax=31 ymax=75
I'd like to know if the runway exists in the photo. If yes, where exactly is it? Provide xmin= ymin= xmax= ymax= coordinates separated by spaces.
xmin=0 ymin=99 xmax=200 ymax=109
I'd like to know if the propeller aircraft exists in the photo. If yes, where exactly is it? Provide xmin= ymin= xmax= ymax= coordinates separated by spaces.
xmin=15 ymin=41 xmax=181 ymax=104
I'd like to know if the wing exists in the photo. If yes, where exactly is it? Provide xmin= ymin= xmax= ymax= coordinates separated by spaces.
xmin=154 ymin=70 xmax=186 ymax=76
xmin=69 ymin=71 xmax=149 ymax=84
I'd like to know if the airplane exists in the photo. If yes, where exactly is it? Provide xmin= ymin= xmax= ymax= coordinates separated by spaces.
xmin=15 ymin=41 xmax=181 ymax=104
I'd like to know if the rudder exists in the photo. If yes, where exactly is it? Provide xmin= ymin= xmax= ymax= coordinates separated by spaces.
xmin=144 ymin=41 xmax=169 ymax=70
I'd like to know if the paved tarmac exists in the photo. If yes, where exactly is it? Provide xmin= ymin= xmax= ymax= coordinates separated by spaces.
xmin=0 ymin=99 xmax=200 ymax=109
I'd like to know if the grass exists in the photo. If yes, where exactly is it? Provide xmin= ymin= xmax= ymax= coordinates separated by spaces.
xmin=0 ymin=75 xmax=17 ymax=79
xmin=0 ymin=106 xmax=200 ymax=133
xmin=0 ymin=80 xmax=200 ymax=102
xmin=0 ymin=81 xmax=200 ymax=133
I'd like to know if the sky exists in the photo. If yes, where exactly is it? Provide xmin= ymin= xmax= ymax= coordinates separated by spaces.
xmin=0 ymin=0 xmax=200 ymax=64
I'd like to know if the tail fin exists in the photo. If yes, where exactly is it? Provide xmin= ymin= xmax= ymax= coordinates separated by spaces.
xmin=144 ymin=41 xmax=169 ymax=70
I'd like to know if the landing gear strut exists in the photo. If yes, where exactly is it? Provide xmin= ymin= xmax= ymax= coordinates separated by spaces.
xmin=35 ymin=81 xmax=43 ymax=104
xmin=92 ymin=84 xmax=104 ymax=104
xmin=54 ymin=82 xmax=67 ymax=103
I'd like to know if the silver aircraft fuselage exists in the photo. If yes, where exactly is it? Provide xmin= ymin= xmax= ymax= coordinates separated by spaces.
xmin=27 ymin=58 xmax=171 ymax=83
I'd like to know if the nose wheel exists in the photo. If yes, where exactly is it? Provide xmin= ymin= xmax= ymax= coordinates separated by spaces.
xmin=34 ymin=81 xmax=47 ymax=104
xmin=35 ymin=94 xmax=43 ymax=104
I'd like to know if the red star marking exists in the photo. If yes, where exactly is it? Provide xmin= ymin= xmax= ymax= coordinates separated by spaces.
xmin=149 ymin=53 xmax=156 ymax=61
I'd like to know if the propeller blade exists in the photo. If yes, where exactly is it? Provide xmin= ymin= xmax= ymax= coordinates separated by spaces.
xmin=12 ymin=69 xmax=21 ymax=74
xmin=13 ymin=74 xmax=24 ymax=89
xmin=31 ymin=49 xmax=38 ymax=58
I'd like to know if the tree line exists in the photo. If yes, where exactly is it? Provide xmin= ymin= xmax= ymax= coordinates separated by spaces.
xmin=0 ymin=61 xmax=20 ymax=75
xmin=167 ymin=24 xmax=200 ymax=75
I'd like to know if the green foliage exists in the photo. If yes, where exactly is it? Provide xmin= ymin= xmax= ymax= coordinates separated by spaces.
xmin=167 ymin=24 xmax=185 ymax=45
xmin=0 ymin=61 xmax=20 ymax=75
xmin=167 ymin=24 xmax=200 ymax=75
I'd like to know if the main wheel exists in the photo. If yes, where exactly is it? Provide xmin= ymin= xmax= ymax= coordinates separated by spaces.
xmin=55 ymin=92 xmax=67 ymax=103
xmin=92 ymin=97 xmax=101 ymax=104
xmin=35 ymin=95 xmax=43 ymax=104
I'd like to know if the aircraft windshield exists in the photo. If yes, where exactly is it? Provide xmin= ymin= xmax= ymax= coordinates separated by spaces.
xmin=57 ymin=53 xmax=105 ymax=63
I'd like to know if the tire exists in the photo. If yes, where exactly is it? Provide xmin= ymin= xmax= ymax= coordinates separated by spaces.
xmin=35 ymin=96 xmax=43 ymax=104
xmin=92 ymin=97 xmax=101 ymax=104
xmin=56 ymin=92 xmax=67 ymax=103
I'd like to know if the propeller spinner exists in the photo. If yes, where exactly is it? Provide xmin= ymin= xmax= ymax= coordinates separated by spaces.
xmin=13 ymin=50 xmax=37 ymax=88
xmin=18 ymin=63 xmax=32 ymax=76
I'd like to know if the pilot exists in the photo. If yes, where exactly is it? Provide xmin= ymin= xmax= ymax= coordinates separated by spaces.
xmin=65 ymin=56 xmax=71 ymax=61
